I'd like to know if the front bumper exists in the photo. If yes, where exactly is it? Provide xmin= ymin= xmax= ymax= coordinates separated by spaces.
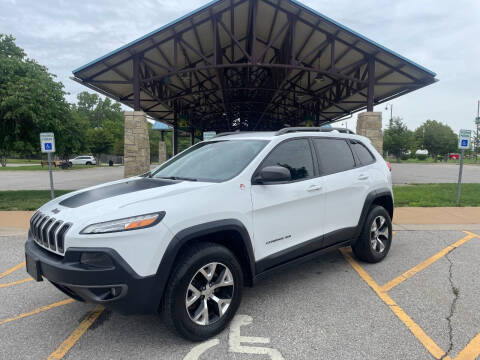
xmin=25 ymin=233 xmax=164 ymax=314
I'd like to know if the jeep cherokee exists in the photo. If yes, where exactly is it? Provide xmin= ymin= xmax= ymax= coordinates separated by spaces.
xmin=25 ymin=127 xmax=393 ymax=341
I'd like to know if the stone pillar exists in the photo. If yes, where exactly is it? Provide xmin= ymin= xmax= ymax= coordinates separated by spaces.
xmin=158 ymin=141 xmax=167 ymax=164
xmin=356 ymin=112 xmax=383 ymax=154
xmin=124 ymin=111 xmax=150 ymax=178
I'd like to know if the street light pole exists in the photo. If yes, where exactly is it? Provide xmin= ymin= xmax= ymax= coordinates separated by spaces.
xmin=476 ymin=100 xmax=479 ymax=163
xmin=385 ymin=104 xmax=393 ymax=126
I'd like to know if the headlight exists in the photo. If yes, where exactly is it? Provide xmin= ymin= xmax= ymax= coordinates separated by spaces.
xmin=80 ymin=212 xmax=165 ymax=234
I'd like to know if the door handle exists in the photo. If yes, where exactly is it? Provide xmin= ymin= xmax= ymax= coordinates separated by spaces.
xmin=358 ymin=174 xmax=369 ymax=180
xmin=307 ymin=184 xmax=322 ymax=192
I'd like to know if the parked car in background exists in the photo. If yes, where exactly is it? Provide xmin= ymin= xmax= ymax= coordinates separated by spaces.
xmin=68 ymin=155 xmax=96 ymax=166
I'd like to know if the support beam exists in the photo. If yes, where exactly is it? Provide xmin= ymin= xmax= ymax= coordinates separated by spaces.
xmin=190 ymin=125 xmax=195 ymax=146
xmin=173 ymin=109 xmax=179 ymax=155
xmin=367 ymin=57 xmax=375 ymax=112
xmin=133 ymin=55 xmax=141 ymax=111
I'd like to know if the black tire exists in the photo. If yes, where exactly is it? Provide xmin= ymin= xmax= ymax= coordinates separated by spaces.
xmin=352 ymin=205 xmax=392 ymax=263
xmin=68 ymin=162 xmax=72 ymax=167
xmin=161 ymin=242 xmax=243 ymax=341
xmin=86 ymin=161 xmax=92 ymax=165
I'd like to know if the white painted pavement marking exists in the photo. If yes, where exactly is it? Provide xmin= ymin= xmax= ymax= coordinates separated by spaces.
xmin=183 ymin=339 xmax=220 ymax=360
xmin=228 ymin=315 xmax=285 ymax=360
xmin=182 ymin=314 xmax=285 ymax=360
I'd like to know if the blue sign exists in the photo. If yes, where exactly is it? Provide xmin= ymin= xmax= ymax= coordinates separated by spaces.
xmin=461 ymin=139 xmax=468 ymax=147
xmin=44 ymin=142 xmax=52 ymax=151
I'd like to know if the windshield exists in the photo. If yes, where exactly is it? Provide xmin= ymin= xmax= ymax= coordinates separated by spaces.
xmin=151 ymin=140 xmax=268 ymax=182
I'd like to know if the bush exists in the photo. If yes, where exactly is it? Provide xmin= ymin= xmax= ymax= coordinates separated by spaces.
xmin=400 ymin=154 xmax=410 ymax=161
xmin=416 ymin=154 xmax=427 ymax=160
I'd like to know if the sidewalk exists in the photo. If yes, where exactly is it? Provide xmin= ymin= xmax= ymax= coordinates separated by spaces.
xmin=0 ymin=208 xmax=479 ymax=235
xmin=393 ymin=207 xmax=480 ymax=230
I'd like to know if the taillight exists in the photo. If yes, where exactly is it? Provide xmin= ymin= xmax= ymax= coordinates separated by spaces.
xmin=387 ymin=162 xmax=392 ymax=172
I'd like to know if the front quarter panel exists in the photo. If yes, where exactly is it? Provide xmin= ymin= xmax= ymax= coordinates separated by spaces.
xmin=65 ymin=222 xmax=173 ymax=277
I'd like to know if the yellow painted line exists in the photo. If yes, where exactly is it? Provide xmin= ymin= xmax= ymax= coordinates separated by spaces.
xmin=47 ymin=305 xmax=104 ymax=360
xmin=0 ymin=278 xmax=33 ymax=288
xmin=454 ymin=332 xmax=480 ymax=360
xmin=462 ymin=230 xmax=480 ymax=239
xmin=340 ymin=248 xmax=450 ymax=360
xmin=381 ymin=233 xmax=476 ymax=292
xmin=0 ymin=299 xmax=74 ymax=326
xmin=0 ymin=262 xmax=25 ymax=279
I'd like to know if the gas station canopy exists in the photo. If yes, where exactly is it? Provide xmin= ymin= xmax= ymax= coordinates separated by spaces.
xmin=72 ymin=0 xmax=437 ymax=132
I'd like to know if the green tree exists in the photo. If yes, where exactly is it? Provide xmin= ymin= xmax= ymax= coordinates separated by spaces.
xmin=0 ymin=34 xmax=70 ymax=165
xmin=414 ymin=120 xmax=458 ymax=161
xmin=473 ymin=129 xmax=479 ymax=163
xmin=74 ymin=91 xmax=124 ymax=156
xmin=57 ymin=109 xmax=90 ymax=159
xmin=383 ymin=117 xmax=412 ymax=162
xmin=75 ymin=92 xmax=123 ymax=128
xmin=87 ymin=127 xmax=114 ymax=164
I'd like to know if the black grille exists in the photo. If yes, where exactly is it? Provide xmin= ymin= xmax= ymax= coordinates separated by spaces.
xmin=29 ymin=212 xmax=71 ymax=255
xmin=48 ymin=221 xmax=61 ymax=250
xmin=56 ymin=223 xmax=72 ymax=253
xmin=41 ymin=218 xmax=53 ymax=246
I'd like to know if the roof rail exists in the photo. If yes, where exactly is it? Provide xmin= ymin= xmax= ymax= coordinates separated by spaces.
xmin=275 ymin=127 xmax=355 ymax=136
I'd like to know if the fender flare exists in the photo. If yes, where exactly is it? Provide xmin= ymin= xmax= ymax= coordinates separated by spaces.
xmin=351 ymin=188 xmax=394 ymax=245
xmin=151 ymin=219 xmax=256 ymax=305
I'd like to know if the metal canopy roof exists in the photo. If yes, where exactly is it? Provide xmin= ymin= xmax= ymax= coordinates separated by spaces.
xmin=72 ymin=0 xmax=437 ymax=132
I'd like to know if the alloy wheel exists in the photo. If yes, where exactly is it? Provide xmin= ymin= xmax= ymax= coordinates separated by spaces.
xmin=185 ymin=262 xmax=234 ymax=326
xmin=370 ymin=215 xmax=389 ymax=253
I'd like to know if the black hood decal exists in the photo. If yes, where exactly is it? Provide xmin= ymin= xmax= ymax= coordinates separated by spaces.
xmin=59 ymin=178 xmax=179 ymax=208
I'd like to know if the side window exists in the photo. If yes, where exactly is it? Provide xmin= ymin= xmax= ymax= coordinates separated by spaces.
xmin=350 ymin=141 xmax=375 ymax=166
xmin=261 ymin=139 xmax=314 ymax=181
xmin=313 ymin=138 xmax=355 ymax=175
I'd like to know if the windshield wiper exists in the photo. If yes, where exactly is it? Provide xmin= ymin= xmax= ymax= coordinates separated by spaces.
xmin=156 ymin=176 xmax=198 ymax=182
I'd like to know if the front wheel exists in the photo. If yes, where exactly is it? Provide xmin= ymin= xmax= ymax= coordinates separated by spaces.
xmin=161 ymin=242 xmax=243 ymax=341
xmin=352 ymin=205 xmax=392 ymax=263
xmin=86 ymin=161 xmax=92 ymax=165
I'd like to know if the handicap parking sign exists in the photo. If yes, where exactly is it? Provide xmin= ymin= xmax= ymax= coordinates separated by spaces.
xmin=40 ymin=132 xmax=55 ymax=153
xmin=461 ymin=139 xmax=468 ymax=147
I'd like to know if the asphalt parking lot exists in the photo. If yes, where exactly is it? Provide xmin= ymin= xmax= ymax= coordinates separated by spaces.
xmin=1 ymin=229 xmax=479 ymax=360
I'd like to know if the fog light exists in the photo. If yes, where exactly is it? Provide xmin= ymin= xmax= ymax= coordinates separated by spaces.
xmin=80 ymin=252 xmax=114 ymax=268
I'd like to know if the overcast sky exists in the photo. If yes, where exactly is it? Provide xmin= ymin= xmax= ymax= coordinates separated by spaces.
xmin=1 ymin=0 xmax=479 ymax=132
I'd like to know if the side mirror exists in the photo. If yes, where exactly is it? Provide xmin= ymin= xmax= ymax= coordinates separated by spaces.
xmin=254 ymin=165 xmax=291 ymax=184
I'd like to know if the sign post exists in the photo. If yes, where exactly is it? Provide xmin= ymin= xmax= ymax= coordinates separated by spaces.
xmin=40 ymin=132 xmax=55 ymax=199
xmin=456 ymin=129 xmax=471 ymax=205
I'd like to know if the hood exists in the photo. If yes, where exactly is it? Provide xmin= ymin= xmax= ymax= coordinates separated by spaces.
xmin=59 ymin=178 xmax=176 ymax=208
xmin=38 ymin=177 xmax=213 ymax=224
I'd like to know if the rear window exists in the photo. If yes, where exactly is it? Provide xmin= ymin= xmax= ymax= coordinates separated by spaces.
xmin=350 ymin=140 xmax=375 ymax=166
xmin=312 ymin=138 xmax=356 ymax=175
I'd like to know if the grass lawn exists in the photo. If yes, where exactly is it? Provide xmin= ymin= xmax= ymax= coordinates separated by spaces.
xmin=5 ymin=158 xmax=39 ymax=164
xmin=0 ymin=184 xmax=478 ymax=211
xmin=393 ymin=183 xmax=480 ymax=207
xmin=0 ymin=164 xmax=98 ymax=171
xmin=0 ymin=190 xmax=73 ymax=211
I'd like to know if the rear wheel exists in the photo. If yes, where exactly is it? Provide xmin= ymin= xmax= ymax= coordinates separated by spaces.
xmin=86 ymin=161 xmax=92 ymax=165
xmin=352 ymin=205 xmax=392 ymax=263
xmin=161 ymin=242 xmax=243 ymax=341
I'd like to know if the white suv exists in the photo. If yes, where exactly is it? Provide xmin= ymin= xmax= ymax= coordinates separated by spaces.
xmin=25 ymin=128 xmax=393 ymax=340
xmin=68 ymin=155 xmax=96 ymax=165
